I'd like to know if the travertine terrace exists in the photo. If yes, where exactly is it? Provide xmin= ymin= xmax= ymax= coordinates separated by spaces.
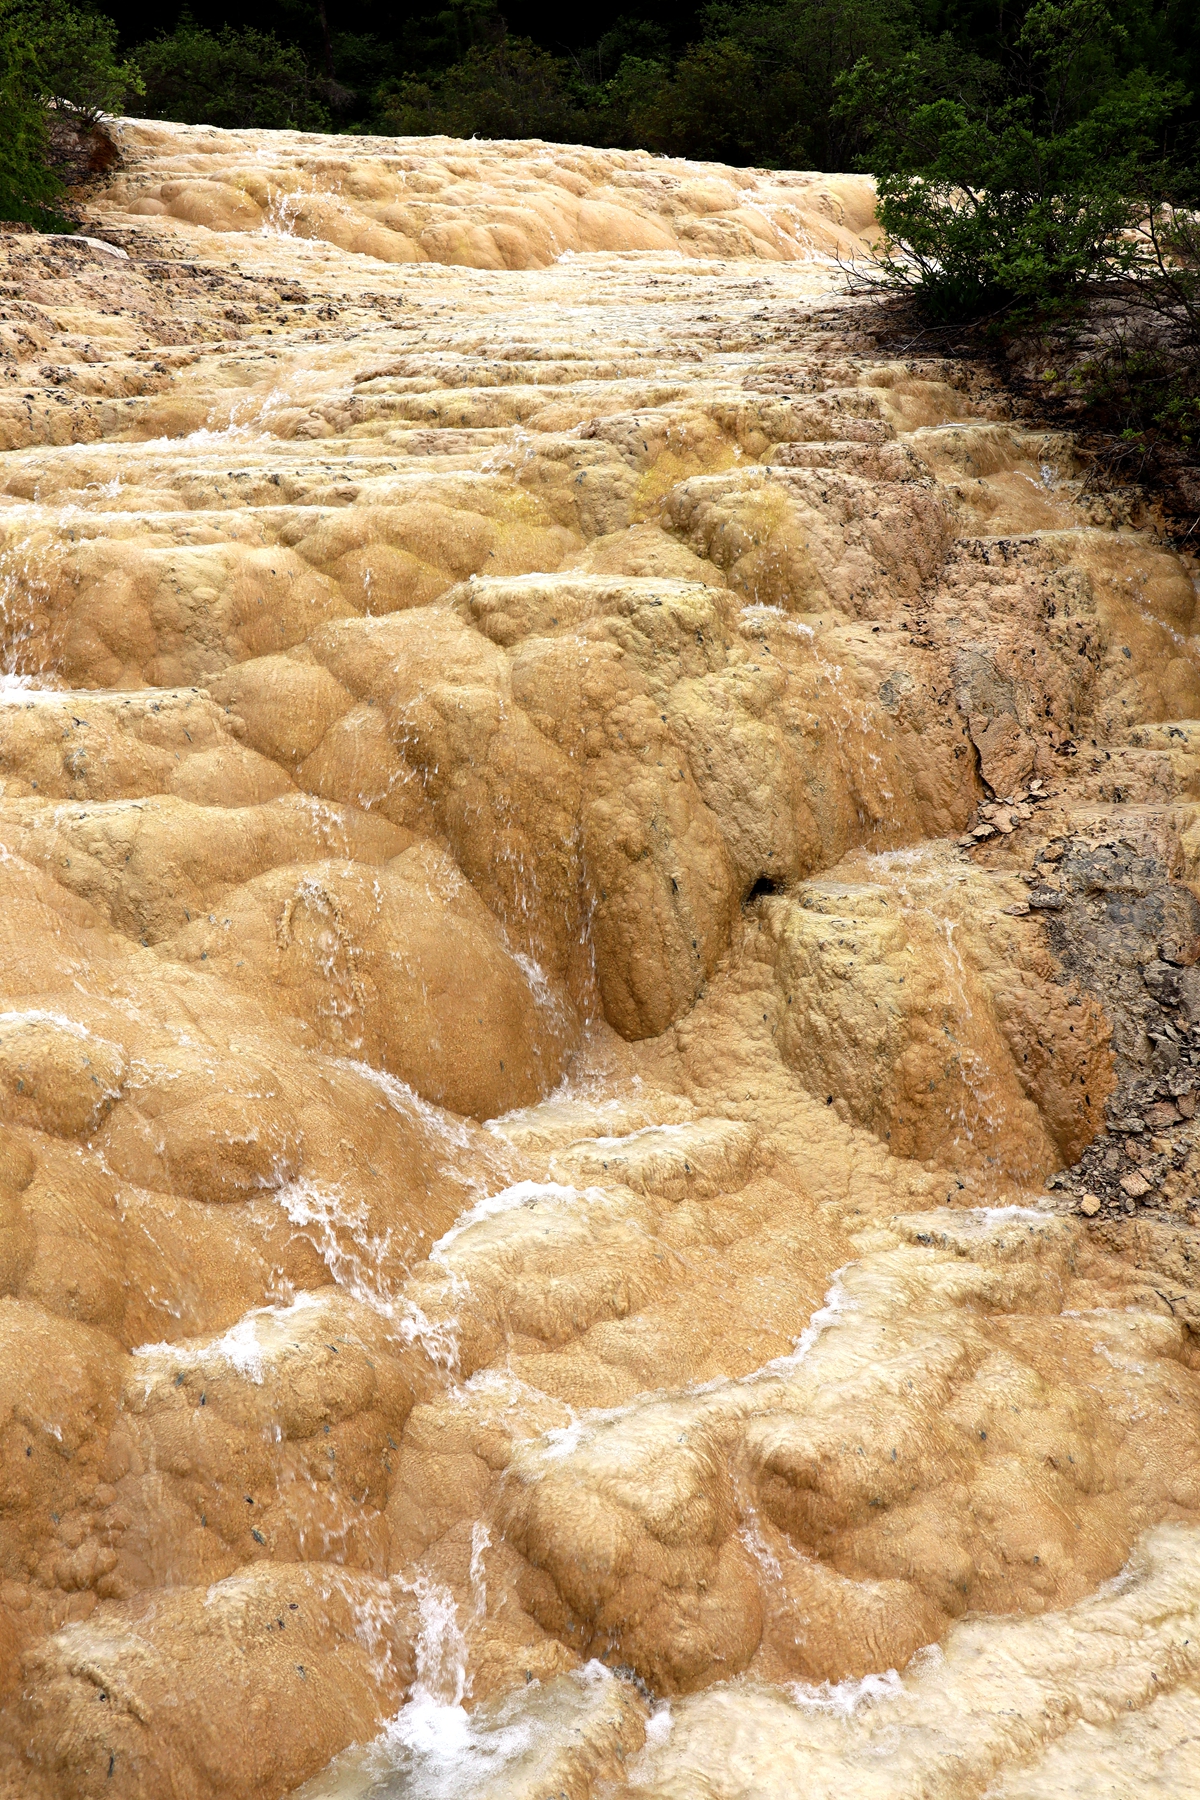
xmin=1 ymin=119 xmax=1200 ymax=1799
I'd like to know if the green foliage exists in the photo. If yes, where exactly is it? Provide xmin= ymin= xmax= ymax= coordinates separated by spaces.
xmin=590 ymin=15 xmax=671 ymax=80
xmin=24 ymin=0 xmax=140 ymax=122
xmin=841 ymin=0 xmax=1191 ymax=321
xmin=366 ymin=0 xmax=923 ymax=161
xmin=595 ymin=0 xmax=919 ymax=166
xmin=1057 ymin=200 xmax=1200 ymax=454
xmin=136 ymin=19 xmax=331 ymax=131
xmin=629 ymin=38 xmax=760 ymax=159
xmin=0 ymin=0 xmax=138 ymax=225
xmin=587 ymin=54 xmax=670 ymax=147
xmin=0 ymin=1 xmax=62 ymax=223
xmin=377 ymin=37 xmax=579 ymax=141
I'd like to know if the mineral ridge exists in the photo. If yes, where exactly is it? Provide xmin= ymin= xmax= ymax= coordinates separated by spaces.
xmin=0 ymin=119 xmax=1199 ymax=1799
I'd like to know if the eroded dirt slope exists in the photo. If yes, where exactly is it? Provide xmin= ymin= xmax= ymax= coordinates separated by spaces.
xmin=1 ymin=123 xmax=1199 ymax=1800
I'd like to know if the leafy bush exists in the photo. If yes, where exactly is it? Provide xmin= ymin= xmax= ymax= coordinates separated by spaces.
xmin=0 ymin=3 xmax=62 ymax=223
xmin=136 ymin=20 xmax=331 ymax=132
xmin=834 ymin=0 xmax=1200 ymax=505
xmin=376 ymin=37 xmax=579 ymax=141
xmin=25 ymin=0 xmax=139 ymax=123
xmin=0 ymin=0 xmax=135 ymax=225
xmin=631 ymin=38 xmax=764 ymax=161
xmin=1041 ymin=200 xmax=1200 ymax=457
xmin=621 ymin=0 xmax=919 ymax=167
xmin=1123 ymin=204 xmax=1200 ymax=448
xmin=841 ymin=0 xmax=1189 ymax=322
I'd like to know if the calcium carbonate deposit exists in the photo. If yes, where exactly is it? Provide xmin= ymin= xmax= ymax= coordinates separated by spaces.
xmin=1 ymin=117 xmax=1199 ymax=1799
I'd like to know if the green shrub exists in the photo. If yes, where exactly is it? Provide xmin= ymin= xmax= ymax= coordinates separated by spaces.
xmin=585 ymin=53 xmax=671 ymax=149
xmin=135 ymin=20 xmax=330 ymax=132
xmin=632 ymin=38 xmax=765 ymax=161
xmin=1052 ymin=200 xmax=1200 ymax=454
xmin=840 ymin=0 xmax=1189 ymax=322
xmin=0 ymin=0 xmax=135 ymax=226
xmin=376 ymin=37 xmax=578 ymax=141
xmin=26 ymin=0 xmax=139 ymax=123
xmin=0 ymin=4 xmax=61 ymax=223
xmin=624 ymin=0 xmax=919 ymax=167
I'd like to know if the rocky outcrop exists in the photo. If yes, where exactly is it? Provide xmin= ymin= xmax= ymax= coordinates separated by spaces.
xmin=0 ymin=127 xmax=1199 ymax=1800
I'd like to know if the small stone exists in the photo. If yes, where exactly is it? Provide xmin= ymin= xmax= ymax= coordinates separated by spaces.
xmin=1039 ymin=842 xmax=1065 ymax=862
xmin=1078 ymin=1193 xmax=1102 ymax=1216
xmin=1030 ymin=778 xmax=1044 ymax=792
xmin=956 ymin=835 xmax=977 ymax=849
xmin=972 ymin=824 xmax=996 ymax=839
xmin=1144 ymin=1100 xmax=1181 ymax=1130
xmin=1002 ymin=902 xmax=1031 ymax=916
xmin=992 ymin=810 xmax=1015 ymax=834
xmin=1160 ymin=922 xmax=1200 ymax=964
xmin=1120 ymin=1170 xmax=1153 ymax=1199
xmin=1178 ymin=1091 xmax=1197 ymax=1119
xmin=1013 ymin=803 xmax=1034 ymax=820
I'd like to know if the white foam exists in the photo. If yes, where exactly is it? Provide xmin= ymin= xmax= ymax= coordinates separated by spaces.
xmin=431 ymin=1180 xmax=592 ymax=1258
xmin=581 ymin=1121 xmax=694 ymax=1151
xmin=274 ymin=1178 xmax=458 ymax=1366
xmin=744 ymin=1269 xmax=853 ymax=1381
xmin=360 ymin=1660 xmax=617 ymax=1800
xmin=132 ymin=1290 xmax=327 ymax=1385
xmin=468 ymin=1521 xmax=490 ymax=1619
xmin=276 ymin=1177 xmax=399 ymax=1313
xmin=0 ymin=674 xmax=52 ymax=701
xmin=739 ymin=603 xmax=816 ymax=639
xmin=338 ymin=1057 xmax=475 ymax=1152
xmin=787 ymin=1668 xmax=904 ymax=1717
xmin=643 ymin=1699 xmax=674 ymax=1749
xmin=206 ymin=1310 xmax=272 ymax=1382
xmin=0 ymin=1007 xmax=95 ymax=1038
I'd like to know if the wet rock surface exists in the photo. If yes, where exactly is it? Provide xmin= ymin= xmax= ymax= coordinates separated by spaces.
xmin=0 ymin=119 xmax=1199 ymax=1800
xmin=1037 ymin=831 xmax=1200 ymax=1226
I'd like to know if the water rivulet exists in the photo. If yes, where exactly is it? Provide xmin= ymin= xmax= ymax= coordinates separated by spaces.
xmin=1 ymin=120 xmax=1200 ymax=1800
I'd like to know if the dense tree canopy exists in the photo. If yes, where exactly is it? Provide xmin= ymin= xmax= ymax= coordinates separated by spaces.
xmin=9 ymin=0 xmax=1189 ymax=169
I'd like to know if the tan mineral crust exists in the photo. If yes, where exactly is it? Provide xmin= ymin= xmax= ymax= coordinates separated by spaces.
xmin=1 ymin=115 xmax=1200 ymax=1798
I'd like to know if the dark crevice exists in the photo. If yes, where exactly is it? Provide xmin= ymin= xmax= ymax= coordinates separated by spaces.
xmin=744 ymin=875 xmax=780 ymax=905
